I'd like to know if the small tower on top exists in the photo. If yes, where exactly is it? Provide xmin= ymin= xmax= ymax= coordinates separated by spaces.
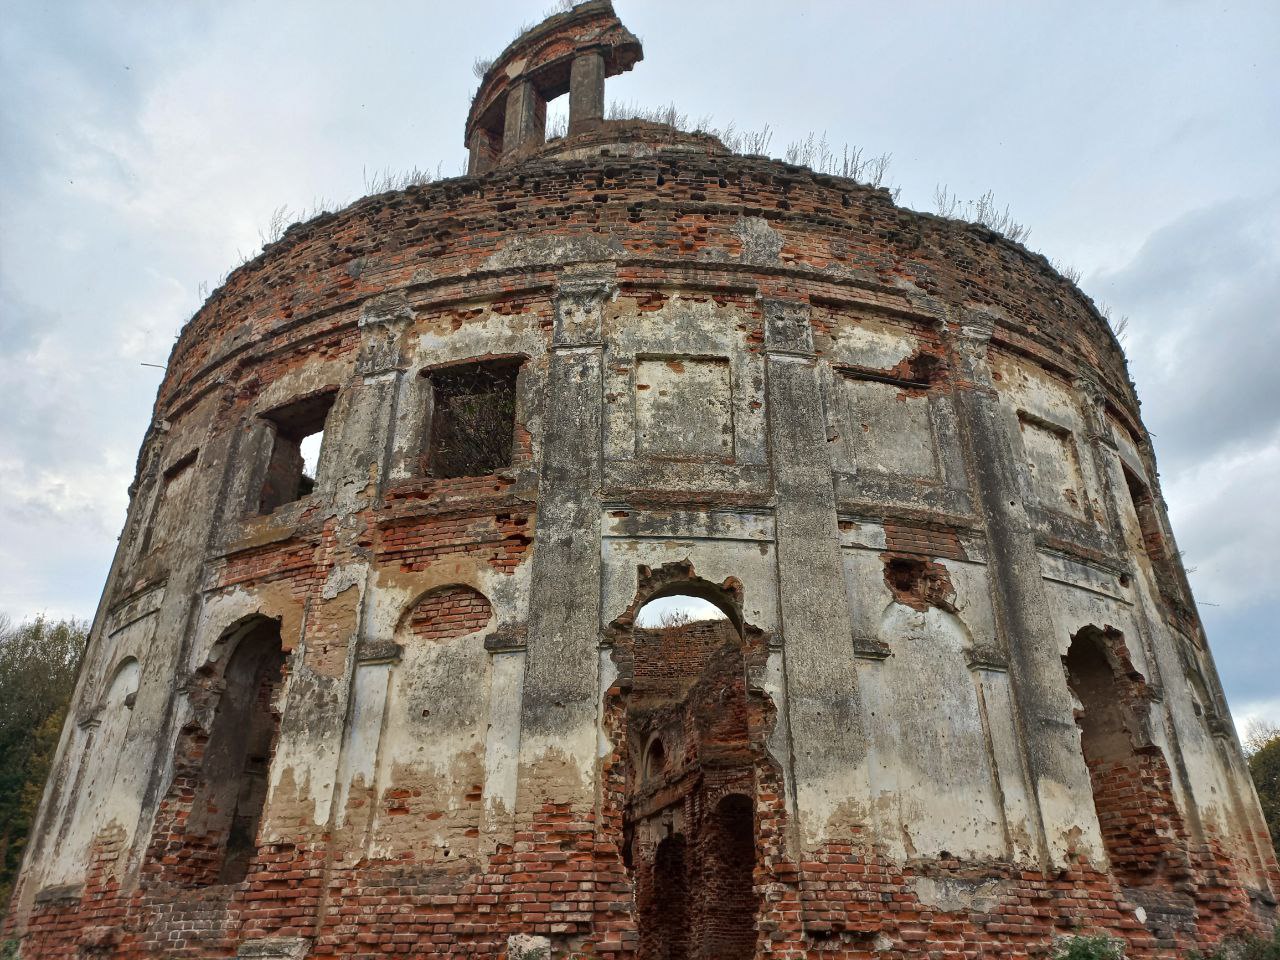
xmin=465 ymin=1 xmax=643 ymax=173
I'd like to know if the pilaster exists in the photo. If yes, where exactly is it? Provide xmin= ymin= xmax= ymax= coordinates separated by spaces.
xmin=762 ymin=297 xmax=869 ymax=851
xmin=514 ymin=268 xmax=613 ymax=816
xmin=949 ymin=311 xmax=1098 ymax=868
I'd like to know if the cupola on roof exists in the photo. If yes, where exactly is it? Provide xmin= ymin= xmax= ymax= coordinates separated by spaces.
xmin=465 ymin=0 xmax=643 ymax=172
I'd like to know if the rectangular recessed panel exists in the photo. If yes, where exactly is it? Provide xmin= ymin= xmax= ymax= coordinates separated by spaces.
xmin=635 ymin=357 xmax=733 ymax=460
xmin=1019 ymin=415 xmax=1086 ymax=517
xmin=841 ymin=378 xmax=939 ymax=480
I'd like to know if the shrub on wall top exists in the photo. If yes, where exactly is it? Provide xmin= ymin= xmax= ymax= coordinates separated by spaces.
xmin=1053 ymin=936 xmax=1126 ymax=960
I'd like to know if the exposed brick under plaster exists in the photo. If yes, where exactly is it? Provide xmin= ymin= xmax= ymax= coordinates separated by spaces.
xmin=8 ymin=4 xmax=1278 ymax=954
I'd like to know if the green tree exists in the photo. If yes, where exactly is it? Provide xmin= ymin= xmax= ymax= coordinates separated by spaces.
xmin=1245 ymin=720 xmax=1280 ymax=858
xmin=0 ymin=614 xmax=87 ymax=910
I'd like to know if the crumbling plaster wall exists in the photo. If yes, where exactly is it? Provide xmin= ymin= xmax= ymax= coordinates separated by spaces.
xmin=11 ymin=382 xmax=237 ymax=911
xmin=8 ymin=137 xmax=1277 ymax=957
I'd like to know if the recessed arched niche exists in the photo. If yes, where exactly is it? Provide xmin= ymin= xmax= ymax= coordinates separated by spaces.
xmin=404 ymin=584 xmax=494 ymax=643
xmin=106 ymin=657 xmax=141 ymax=703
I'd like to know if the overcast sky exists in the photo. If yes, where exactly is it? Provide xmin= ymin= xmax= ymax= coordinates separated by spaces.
xmin=1 ymin=1 xmax=1276 ymax=730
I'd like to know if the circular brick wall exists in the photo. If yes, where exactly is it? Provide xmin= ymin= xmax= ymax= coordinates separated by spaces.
xmin=8 ymin=86 xmax=1277 ymax=960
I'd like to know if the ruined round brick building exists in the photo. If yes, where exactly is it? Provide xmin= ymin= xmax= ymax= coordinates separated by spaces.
xmin=7 ymin=4 xmax=1278 ymax=958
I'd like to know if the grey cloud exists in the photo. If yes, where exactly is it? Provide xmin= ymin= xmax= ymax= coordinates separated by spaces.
xmin=1203 ymin=603 xmax=1278 ymax=711
xmin=1097 ymin=195 xmax=1280 ymax=473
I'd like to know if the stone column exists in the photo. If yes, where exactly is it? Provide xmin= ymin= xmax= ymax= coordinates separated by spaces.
xmin=568 ymin=50 xmax=605 ymax=136
xmin=762 ymin=298 xmax=869 ymax=852
xmin=948 ymin=311 xmax=1099 ymax=869
xmin=1073 ymin=376 xmax=1125 ymax=547
xmin=515 ymin=269 xmax=613 ymax=816
xmin=503 ymin=79 xmax=546 ymax=160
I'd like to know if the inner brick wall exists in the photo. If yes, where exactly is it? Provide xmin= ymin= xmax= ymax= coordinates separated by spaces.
xmin=640 ymin=834 xmax=691 ymax=960
xmin=631 ymin=618 xmax=738 ymax=697
xmin=622 ymin=603 xmax=765 ymax=960
xmin=696 ymin=794 xmax=757 ymax=959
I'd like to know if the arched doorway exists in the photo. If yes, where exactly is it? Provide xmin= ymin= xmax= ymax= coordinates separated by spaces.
xmin=700 ymin=794 xmax=757 ymax=959
xmin=620 ymin=578 xmax=761 ymax=960
xmin=191 ymin=616 xmax=286 ymax=884
xmin=642 ymin=833 xmax=691 ymax=960
xmin=1064 ymin=627 xmax=1191 ymax=898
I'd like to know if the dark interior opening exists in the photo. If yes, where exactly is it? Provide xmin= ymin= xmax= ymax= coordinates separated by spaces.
xmin=259 ymin=391 xmax=336 ymax=513
xmin=1064 ymin=627 xmax=1186 ymax=891
xmin=626 ymin=583 xmax=760 ymax=959
xmin=643 ymin=833 xmax=691 ymax=960
xmin=195 ymin=617 xmax=286 ymax=885
xmin=644 ymin=738 xmax=666 ymax=781
xmin=700 ymin=793 xmax=758 ymax=959
xmin=425 ymin=358 xmax=520 ymax=479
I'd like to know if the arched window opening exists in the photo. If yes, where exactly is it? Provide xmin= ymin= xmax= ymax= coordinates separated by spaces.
xmin=643 ymin=738 xmax=666 ymax=781
xmin=639 ymin=833 xmax=690 ymax=960
xmin=634 ymin=593 xmax=728 ymax=628
xmin=192 ymin=617 xmax=286 ymax=885
xmin=631 ymin=592 xmax=736 ymax=701
xmin=1064 ymin=627 xmax=1189 ymax=893
xmin=699 ymin=794 xmax=758 ymax=960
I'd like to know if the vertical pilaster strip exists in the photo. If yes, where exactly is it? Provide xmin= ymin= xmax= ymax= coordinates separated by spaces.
xmin=515 ymin=269 xmax=613 ymax=816
xmin=762 ymin=297 xmax=868 ymax=852
xmin=312 ymin=293 xmax=414 ymax=931
xmin=480 ymin=633 xmax=526 ymax=851
xmin=1073 ymin=377 xmax=1125 ymax=545
xmin=949 ymin=311 xmax=1097 ymax=869
xmin=1076 ymin=374 xmax=1167 ymax=700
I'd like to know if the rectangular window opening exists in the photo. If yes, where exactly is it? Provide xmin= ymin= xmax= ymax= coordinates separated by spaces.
xmin=425 ymin=359 xmax=520 ymax=479
xmin=258 ymin=391 xmax=336 ymax=513
xmin=1122 ymin=465 xmax=1162 ymax=558
xmin=1121 ymin=463 xmax=1186 ymax=612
